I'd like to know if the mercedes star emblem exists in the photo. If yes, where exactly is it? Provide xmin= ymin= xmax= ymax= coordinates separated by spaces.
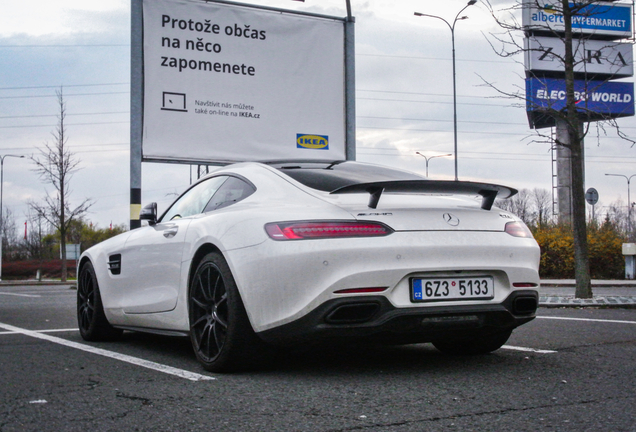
xmin=443 ymin=213 xmax=460 ymax=226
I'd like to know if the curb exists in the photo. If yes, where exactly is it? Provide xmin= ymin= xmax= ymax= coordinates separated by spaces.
xmin=540 ymin=280 xmax=636 ymax=288
xmin=539 ymin=296 xmax=636 ymax=308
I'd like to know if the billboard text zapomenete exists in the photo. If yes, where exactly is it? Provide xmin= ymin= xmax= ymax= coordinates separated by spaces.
xmin=142 ymin=0 xmax=347 ymax=164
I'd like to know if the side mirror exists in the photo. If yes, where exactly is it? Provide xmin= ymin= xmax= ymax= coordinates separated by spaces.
xmin=139 ymin=202 xmax=158 ymax=226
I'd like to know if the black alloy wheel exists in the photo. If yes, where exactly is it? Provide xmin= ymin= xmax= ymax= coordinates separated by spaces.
xmin=189 ymin=256 xmax=229 ymax=364
xmin=77 ymin=261 xmax=122 ymax=341
xmin=189 ymin=252 xmax=263 ymax=372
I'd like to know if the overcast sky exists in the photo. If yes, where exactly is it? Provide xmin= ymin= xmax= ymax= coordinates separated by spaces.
xmin=1 ymin=0 xmax=635 ymax=232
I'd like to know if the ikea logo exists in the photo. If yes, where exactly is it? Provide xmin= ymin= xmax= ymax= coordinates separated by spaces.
xmin=296 ymin=134 xmax=329 ymax=150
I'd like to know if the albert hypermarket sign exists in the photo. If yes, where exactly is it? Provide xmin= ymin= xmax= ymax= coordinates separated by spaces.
xmin=523 ymin=0 xmax=633 ymax=38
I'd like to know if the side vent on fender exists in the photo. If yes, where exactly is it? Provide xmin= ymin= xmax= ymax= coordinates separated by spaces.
xmin=108 ymin=254 xmax=122 ymax=275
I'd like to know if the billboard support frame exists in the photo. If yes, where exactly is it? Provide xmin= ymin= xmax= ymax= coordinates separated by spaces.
xmin=131 ymin=0 xmax=143 ymax=230
xmin=345 ymin=16 xmax=356 ymax=161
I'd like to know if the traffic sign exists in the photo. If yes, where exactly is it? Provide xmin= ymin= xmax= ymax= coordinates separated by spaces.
xmin=586 ymin=187 xmax=599 ymax=205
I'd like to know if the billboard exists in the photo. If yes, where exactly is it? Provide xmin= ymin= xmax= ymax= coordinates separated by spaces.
xmin=525 ymin=36 xmax=634 ymax=78
xmin=141 ymin=0 xmax=347 ymax=163
xmin=526 ymin=77 xmax=635 ymax=127
xmin=523 ymin=1 xmax=633 ymax=39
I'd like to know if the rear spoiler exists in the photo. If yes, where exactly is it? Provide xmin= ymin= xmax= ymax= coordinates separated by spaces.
xmin=330 ymin=180 xmax=517 ymax=211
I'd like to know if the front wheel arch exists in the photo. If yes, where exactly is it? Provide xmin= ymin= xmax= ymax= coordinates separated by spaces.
xmin=188 ymin=243 xmax=224 ymax=291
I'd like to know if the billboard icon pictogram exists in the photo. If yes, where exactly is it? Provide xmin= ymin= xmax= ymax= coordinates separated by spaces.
xmin=161 ymin=92 xmax=187 ymax=112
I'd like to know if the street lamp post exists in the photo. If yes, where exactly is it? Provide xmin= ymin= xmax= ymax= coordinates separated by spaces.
xmin=606 ymin=173 xmax=636 ymax=239
xmin=1 ymin=154 xmax=25 ymax=281
xmin=416 ymin=152 xmax=453 ymax=177
xmin=415 ymin=0 xmax=477 ymax=181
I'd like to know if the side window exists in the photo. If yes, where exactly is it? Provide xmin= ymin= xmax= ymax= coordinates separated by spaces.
xmin=204 ymin=176 xmax=256 ymax=212
xmin=161 ymin=176 xmax=228 ymax=221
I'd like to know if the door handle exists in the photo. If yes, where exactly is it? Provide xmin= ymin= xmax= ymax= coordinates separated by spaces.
xmin=163 ymin=227 xmax=179 ymax=238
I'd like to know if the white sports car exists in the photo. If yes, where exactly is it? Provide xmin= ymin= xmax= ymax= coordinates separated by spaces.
xmin=77 ymin=161 xmax=540 ymax=372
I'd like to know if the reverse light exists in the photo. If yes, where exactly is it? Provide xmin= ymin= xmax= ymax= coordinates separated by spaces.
xmin=265 ymin=221 xmax=393 ymax=240
xmin=504 ymin=221 xmax=534 ymax=238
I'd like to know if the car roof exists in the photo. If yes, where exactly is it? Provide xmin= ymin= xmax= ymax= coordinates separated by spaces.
xmin=269 ymin=160 xmax=423 ymax=192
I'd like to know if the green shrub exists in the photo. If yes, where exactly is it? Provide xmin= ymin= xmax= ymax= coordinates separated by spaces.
xmin=533 ymin=222 xmax=626 ymax=279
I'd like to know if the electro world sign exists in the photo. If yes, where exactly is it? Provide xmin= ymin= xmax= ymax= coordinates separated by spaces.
xmin=526 ymin=78 xmax=635 ymax=127
xmin=523 ymin=0 xmax=633 ymax=39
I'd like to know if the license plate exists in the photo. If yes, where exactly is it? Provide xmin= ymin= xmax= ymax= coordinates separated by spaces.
xmin=411 ymin=276 xmax=494 ymax=302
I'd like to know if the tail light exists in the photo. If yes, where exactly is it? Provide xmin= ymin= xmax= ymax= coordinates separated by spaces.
xmin=265 ymin=221 xmax=393 ymax=240
xmin=504 ymin=221 xmax=534 ymax=238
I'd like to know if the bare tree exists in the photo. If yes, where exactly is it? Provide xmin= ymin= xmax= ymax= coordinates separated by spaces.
xmin=513 ymin=189 xmax=533 ymax=225
xmin=30 ymin=88 xmax=92 ymax=281
xmin=496 ymin=188 xmax=533 ymax=225
xmin=23 ymin=209 xmax=50 ymax=264
xmin=531 ymin=187 xmax=553 ymax=228
xmin=1 ymin=207 xmax=18 ymax=260
xmin=560 ymin=1 xmax=591 ymax=298
xmin=495 ymin=196 xmax=514 ymax=216
xmin=497 ymin=187 xmax=554 ymax=229
xmin=604 ymin=199 xmax=631 ymax=236
xmin=482 ymin=1 xmax=636 ymax=298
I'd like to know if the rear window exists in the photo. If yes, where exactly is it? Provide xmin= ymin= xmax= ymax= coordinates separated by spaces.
xmin=273 ymin=161 xmax=424 ymax=192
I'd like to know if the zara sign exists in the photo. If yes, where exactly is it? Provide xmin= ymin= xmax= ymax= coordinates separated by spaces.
xmin=525 ymin=36 xmax=633 ymax=78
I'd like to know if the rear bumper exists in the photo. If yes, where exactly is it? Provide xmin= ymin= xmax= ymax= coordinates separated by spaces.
xmin=257 ymin=290 xmax=539 ymax=346
xmin=227 ymin=231 xmax=540 ymax=333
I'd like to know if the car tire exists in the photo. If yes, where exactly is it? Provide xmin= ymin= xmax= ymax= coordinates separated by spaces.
xmin=77 ymin=261 xmax=123 ymax=341
xmin=189 ymin=252 xmax=264 ymax=372
xmin=432 ymin=329 xmax=512 ymax=355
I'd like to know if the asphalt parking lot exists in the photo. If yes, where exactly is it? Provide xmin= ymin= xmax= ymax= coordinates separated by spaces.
xmin=1 ymin=283 xmax=635 ymax=431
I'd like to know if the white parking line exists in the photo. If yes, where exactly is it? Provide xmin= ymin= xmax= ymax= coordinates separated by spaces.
xmin=537 ymin=316 xmax=636 ymax=325
xmin=0 ymin=328 xmax=79 ymax=335
xmin=0 ymin=322 xmax=215 ymax=382
xmin=502 ymin=345 xmax=557 ymax=354
xmin=0 ymin=292 xmax=41 ymax=298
